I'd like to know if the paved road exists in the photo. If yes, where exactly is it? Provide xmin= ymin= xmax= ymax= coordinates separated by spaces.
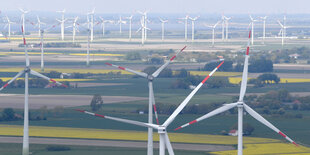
xmin=0 ymin=136 xmax=234 ymax=152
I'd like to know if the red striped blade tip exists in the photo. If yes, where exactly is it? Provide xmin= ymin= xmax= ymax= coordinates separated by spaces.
xmin=105 ymin=62 xmax=112 ymax=66
xmin=75 ymin=109 xmax=85 ymax=112
xmin=292 ymin=142 xmax=299 ymax=147
xmin=181 ymin=46 xmax=187 ymax=51
xmin=174 ymin=126 xmax=182 ymax=131
xmin=248 ymin=31 xmax=251 ymax=38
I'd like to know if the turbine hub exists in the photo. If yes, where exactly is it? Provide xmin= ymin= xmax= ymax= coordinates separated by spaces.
xmin=147 ymin=75 xmax=154 ymax=81
xmin=24 ymin=67 xmax=31 ymax=73
xmin=237 ymin=101 xmax=244 ymax=107
xmin=158 ymin=126 xmax=166 ymax=134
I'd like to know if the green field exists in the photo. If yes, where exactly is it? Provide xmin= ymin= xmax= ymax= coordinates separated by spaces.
xmin=0 ymin=143 xmax=206 ymax=155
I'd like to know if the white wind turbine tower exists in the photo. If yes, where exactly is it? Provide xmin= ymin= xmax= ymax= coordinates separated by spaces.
xmin=117 ymin=16 xmax=126 ymax=34
xmin=224 ymin=16 xmax=231 ymax=40
xmin=19 ymin=8 xmax=29 ymax=33
xmin=137 ymin=17 xmax=150 ymax=45
xmin=205 ymin=21 xmax=221 ymax=47
xmin=56 ymin=9 xmax=66 ymax=41
xmin=277 ymin=19 xmax=289 ymax=46
xmin=221 ymin=14 xmax=225 ymax=40
xmin=105 ymin=46 xmax=187 ymax=155
xmin=159 ymin=17 xmax=168 ymax=41
xmin=174 ymin=31 xmax=299 ymax=155
xmin=259 ymin=16 xmax=267 ymax=44
xmin=179 ymin=15 xmax=189 ymax=41
xmin=125 ymin=15 xmax=133 ymax=41
xmin=87 ymin=8 xmax=95 ymax=42
xmin=4 ymin=15 xmax=15 ymax=39
xmin=138 ymin=10 xmax=149 ymax=41
xmin=36 ymin=16 xmax=46 ymax=37
xmin=98 ymin=17 xmax=114 ymax=37
xmin=72 ymin=16 xmax=79 ymax=43
xmin=77 ymin=59 xmax=224 ymax=155
xmin=0 ymin=25 xmax=66 ymax=155
xmin=249 ymin=15 xmax=258 ymax=45
xmin=189 ymin=16 xmax=199 ymax=42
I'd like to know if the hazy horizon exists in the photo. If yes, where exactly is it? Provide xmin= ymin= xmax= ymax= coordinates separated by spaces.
xmin=1 ymin=0 xmax=310 ymax=14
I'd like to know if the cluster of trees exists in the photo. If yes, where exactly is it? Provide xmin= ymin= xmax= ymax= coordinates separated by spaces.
xmin=139 ymin=102 xmax=224 ymax=115
xmin=239 ymin=89 xmax=306 ymax=118
xmin=90 ymin=94 xmax=104 ymax=111
xmin=0 ymin=78 xmax=68 ymax=89
xmin=203 ymin=58 xmax=273 ymax=73
xmin=125 ymin=52 xmax=141 ymax=60
xmin=249 ymin=73 xmax=281 ymax=87
xmin=171 ymin=75 xmax=231 ymax=89
xmin=45 ymin=71 xmax=87 ymax=79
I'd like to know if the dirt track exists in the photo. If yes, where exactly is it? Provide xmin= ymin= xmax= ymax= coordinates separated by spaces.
xmin=0 ymin=136 xmax=234 ymax=152
xmin=0 ymin=94 xmax=147 ymax=109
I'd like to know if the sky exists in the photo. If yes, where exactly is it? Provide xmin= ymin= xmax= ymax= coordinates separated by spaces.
xmin=1 ymin=0 xmax=310 ymax=14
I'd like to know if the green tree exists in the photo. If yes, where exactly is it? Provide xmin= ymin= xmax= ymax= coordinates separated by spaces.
xmin=125 ymin=52 xmax=141 ymax=60
xmin=2 ymin=108 xmax=16 ymax=121
xmin=203 ymin=60 xmax=233 ymax=71
xmin=249 ymin=58 xmax=273 ymax=73
xmin=231 ymin=123 xmax=255 ymax=135
xmin=175 ymin=68 xmax=189 ymax=78
xmin=90 ymin=94 xmax=104 ymax=111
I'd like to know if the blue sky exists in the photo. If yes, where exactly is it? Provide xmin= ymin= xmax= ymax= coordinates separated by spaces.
xmin=1 ymin=0 xmax=309 ymax=14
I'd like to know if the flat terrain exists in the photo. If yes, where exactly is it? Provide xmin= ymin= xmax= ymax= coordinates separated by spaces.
xmin=0 ymin=94 xmax=147 ymax=109
xmin=0 ymin=136 xmax=234 ymax=152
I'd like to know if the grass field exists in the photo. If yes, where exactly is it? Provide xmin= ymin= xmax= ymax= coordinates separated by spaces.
xmin=0 ymin=77 xmax=93 ymax=82
xmin=0 ymin=125 xmax=309 ymax=155
xmin=0 ymin=143 xmax=206 ymax=155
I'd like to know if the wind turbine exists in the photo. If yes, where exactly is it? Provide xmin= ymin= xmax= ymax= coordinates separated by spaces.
xmin=249 ymin=15 xmax=258 ymax=45
xmin=205 ymin=21 xmax=221 ymax=47
xmin=125 ymin=15 xmax=133 ymax=41
xmin=277 ymin=19 xmax=289 ymax=46
xmin=87 ymin=8 xmax=95 ymax=41
xmin=221 ymin=14 xmax=225 ymax=40
xmin=4 ymin=15 xmax=15 ymax=39
xmin=35 ymin=16 xmax=46 ymax=37
xmin=179 ymin=15 xmax=189 ymax=41
xmin=159 ymin=17 xmax=168 ymax=41
xmin=0 ymin=25 xmax=66 ymax=155
xmin=189 ymin=16 xmax=199 ymax=42
xmin=174 ymin=31 xmax=298 ymax=155
xmin=77 ymin=59 xmax=224 ymax=155
xmin=71 ymin=16 xmax=79 ymax=43
xmin=105 ymin=46 xmax=187 ymax=155
xmin=19 ymin=8 xmax=29 ymax=33
xmin=259 ymin=16 xmax=267 ymax=44
xmin=56 ymin=9 xmax=66 ymax=41
xmin=224 ymin=16 xmax=231 ymax=40
xmin=98 ymin=17 xmax=114 ymax=37
xmin=138 ymin=10 xmax=149 ymax=41
xmin=137 ymin=17 xmax=150 ymax=45
xmin=117 ymin=16 xmax=126 ymax=34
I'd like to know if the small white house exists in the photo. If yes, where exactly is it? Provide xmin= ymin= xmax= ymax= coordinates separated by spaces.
xmin=228 ymin=129 xmax=238 ymax=136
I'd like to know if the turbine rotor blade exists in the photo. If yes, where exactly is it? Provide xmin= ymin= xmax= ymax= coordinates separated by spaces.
xmin=243 ymin=104 xmax=298 ymax=146
xmin=0 ymin=70 xmax=25 ymax=91
xmin=163 ymin=61 xmax=225 ymax=127
xmin=105 ymin=62 xmax=148 ymax=78
xmin=174 ymin=103 xmax=238 ymax=131
xmin=152 ymin=46 xmax=187 ymax=78
xmin=30 ymin=70 xmax=68 ymax=87
xmin=75 ymin=109 xmax=159 ymax=129
xmin=239 ymin=30 xmax=251 ymax=101
xmin=164 ymin=133 xmax=175 ymax=155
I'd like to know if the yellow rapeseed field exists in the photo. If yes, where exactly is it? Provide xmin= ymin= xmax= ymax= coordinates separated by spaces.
xmin=0 ymin=77 xmax=93 ymax=82
xmin=229 ymin=77 xmax=310 ymax=84
xmin=188 ymin=71 xmax=242 ymax=77
xmin=0 ymin=125 xmax=309 ymax=154
xmin=211 ymin=143 xmax=310 ymax=155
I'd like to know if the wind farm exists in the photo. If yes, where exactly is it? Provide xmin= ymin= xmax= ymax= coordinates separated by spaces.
xmin=0 ymin=1 xmax=310 ymax=155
